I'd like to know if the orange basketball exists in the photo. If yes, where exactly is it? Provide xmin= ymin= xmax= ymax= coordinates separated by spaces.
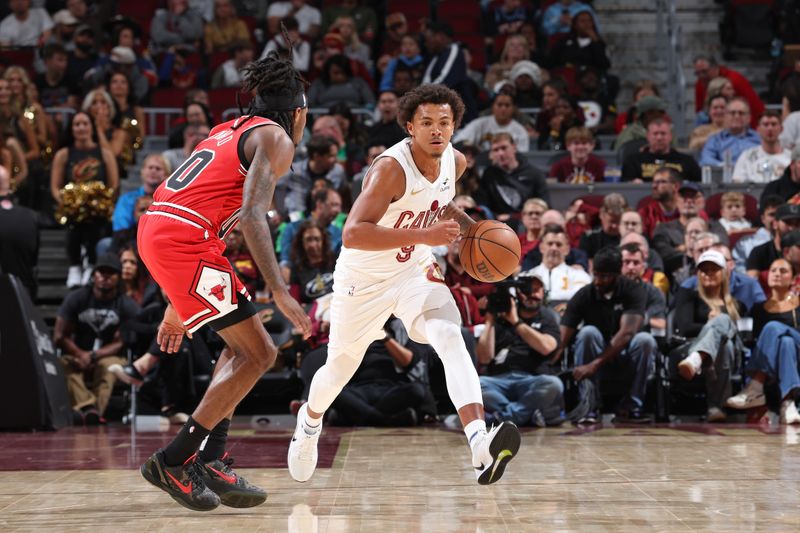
xmin=459 ymin=220 xmax=521 ymax=283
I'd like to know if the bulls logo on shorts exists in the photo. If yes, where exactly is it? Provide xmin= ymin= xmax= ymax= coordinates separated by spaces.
xmin=188 ymin=262 xmax=240 ymax=326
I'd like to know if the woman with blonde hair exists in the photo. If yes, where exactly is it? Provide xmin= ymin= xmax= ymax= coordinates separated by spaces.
xmin=674 ymin=248 xmax=744 ymax=422
xmin=694 ymin=77 xmax=735 ymax=127
xmin=82 ymin=87 xmax=133 ymax=174
xmin=4 ymin=66 xmax=55 ymax=156
xmin=484 ymin=34 xmax=536 ymax=91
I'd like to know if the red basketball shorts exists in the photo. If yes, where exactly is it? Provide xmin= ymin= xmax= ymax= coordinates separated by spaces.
xmin=137 ymin=211 xmax=255 ymax=333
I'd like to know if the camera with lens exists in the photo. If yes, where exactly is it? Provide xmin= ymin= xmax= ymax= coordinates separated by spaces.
xmin=486 ymin=278 xmax=531 ymax=315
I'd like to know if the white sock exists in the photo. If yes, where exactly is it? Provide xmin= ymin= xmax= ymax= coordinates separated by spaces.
xmin=302 ymin=406 xmax=321 ymax=434
xmin=686 ymin=351 xmax=702 ymax=369
xmin=464 ymin=419 xmax=486 ymax=446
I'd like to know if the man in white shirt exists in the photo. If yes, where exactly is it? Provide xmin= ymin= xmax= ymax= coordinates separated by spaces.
xmin=267 ymin=0 xmax=321 ymax=39
xmin=453 ymin=92 xmax=530 ymax=152
xmin=0 ymin=0 xmax=53 ymax=47
xmin=529 ymin=224 xmax=591 ymax=304
xmin=733 ymin=110 xmax=791 ymax=183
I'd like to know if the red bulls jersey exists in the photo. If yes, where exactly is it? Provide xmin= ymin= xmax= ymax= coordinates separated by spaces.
xmin=151 ymin=116 xmax=279 ymax=238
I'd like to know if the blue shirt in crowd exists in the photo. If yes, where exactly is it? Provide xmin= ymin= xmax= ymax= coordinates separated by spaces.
xmin=278 ymin=219 xmax=342 ymax=267
xmin=112 ymin=186 xmax=145 ymax=232
xmin=681 ymin=270 xmax=766 ymax=312
xmin=541 ymin=2 xmax=597 ymax=36
xmin=699 ymin=128 xmax=760 ymax=167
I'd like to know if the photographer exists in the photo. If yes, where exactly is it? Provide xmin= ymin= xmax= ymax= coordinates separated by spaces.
xmin=477 ymin=272 xmax=564 ymax=427
xmin=560 ymin=246 xmax=656 ymax=424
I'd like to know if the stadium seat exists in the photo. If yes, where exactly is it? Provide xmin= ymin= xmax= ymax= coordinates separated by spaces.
xmin=704 ymin=192 xmax=760 ymax=225
xmin=151 ymin=88 xmax=186 ymax=108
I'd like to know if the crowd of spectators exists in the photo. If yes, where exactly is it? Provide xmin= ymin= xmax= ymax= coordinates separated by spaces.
xmin=3 ymin=0 xmax=800 ymax=428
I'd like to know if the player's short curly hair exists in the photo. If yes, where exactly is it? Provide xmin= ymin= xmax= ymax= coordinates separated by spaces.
xmin=397 ymin=84 xmax=466 ymax=133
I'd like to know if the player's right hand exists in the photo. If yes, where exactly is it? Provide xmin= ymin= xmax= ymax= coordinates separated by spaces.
xmin=274 ymin=289 xmax=313 ymax=339
xmin=157 ymin=304 xmax=192 ymax=354
xmin=423 ymin=220 xmax=460 ymax=246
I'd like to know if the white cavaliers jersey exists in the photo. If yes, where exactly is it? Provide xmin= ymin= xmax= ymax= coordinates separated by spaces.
xmin=335 ymin=138 xmax=456 ymax=280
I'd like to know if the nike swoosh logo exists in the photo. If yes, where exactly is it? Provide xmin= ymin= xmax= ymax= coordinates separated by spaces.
xmin=292 ymin=437 xmax=298 ymax=442
xmin=474 ymin=463 xmax=485 ymax=471
xmin=208 ymin=466 xmax=237 ymax=484
xmin=410 ymin=187 xmax=425 ymax=195
xmin=166 ymin=471 xmax=193 ymax=494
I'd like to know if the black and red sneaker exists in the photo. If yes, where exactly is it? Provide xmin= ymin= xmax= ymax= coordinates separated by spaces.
xmin=198 ymin=453 xmax=267 ymax=508
xmin=140 ymin=450 xmax=220 ymax=511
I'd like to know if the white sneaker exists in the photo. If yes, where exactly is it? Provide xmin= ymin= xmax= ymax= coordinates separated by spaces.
xmin=81 ymin=265 xmax=94 ymax=286
xmin=66 ymin=266 xmax=82 ymax=288
xmin=678 ymin=352 xmax=703 ymax=381
xmin=781 ymin=399 xmax=800 ymax=425
xmin=726 ymin=383 xmax=766 ymax=410
xmin=471 ymin=421 xmax=521 ymax=485
xmin=288 ymin=404 xmax=321 ymax=482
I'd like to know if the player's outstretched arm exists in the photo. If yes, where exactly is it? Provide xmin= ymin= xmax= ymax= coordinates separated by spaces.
xmin=343 ymin=157 xmax=460 ymax=251
xmin=240 ymin=126 xmax=312 ymax=338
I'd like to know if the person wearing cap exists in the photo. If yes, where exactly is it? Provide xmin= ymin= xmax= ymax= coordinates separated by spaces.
xmin=560 ymin=245 xmax=656 ymax=423
xmin=731 ymin=110 xmax=790 ymax=183
xmin=149 ymin=0 xmax=204 ymax=55
xmin=613 ymin=95 xmax=669 ymax=150
xmin=54 ymin=253 xmax=140 ymax=425
xmin=621 ymin=117 xmax=702 ymax=183
xmin=453 ymin=92 xmax=530 ymax=152
xmin=746 ymin=203 xmax=800 ymax=278
xmin=0 ymin=0 xmax=54 ymax=47
xmin=674 ymin=248 xmax=744 ymax=422
xmin=50 ymin=9 xmax=80 ymax=50
xmin=422 ymin=21 xmax=478 ymax=123
xmin=760 ymin=145 xmax=800 ymax=204
xmin=700 ymin=97 xmax=760 ymax=167
xmin=549 ymin=126 xmax=606 ymax=183
xmin=477 ymin=271 xmax=565 ymax=427
xmin=694 ymin=55 xmax=764 ymax=128
xmin=529 ymin=224 xmax=591 ymax=304
xmin=510 ymin=59 xmax=544 ymax=109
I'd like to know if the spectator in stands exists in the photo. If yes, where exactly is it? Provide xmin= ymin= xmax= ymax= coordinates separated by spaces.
xmin=537 ymin=96 xmax=583 ymax=151
xmin=65 ymin=23 xmax=97 ymax=87
xmin=422 ymin=21 xmax=477 ymax=122
xmin=484 ymin=34 xmax=537 ymax=92
xmin=329 ymin=102 xmax=369 ymax=176
xmin=541 ymin=0 xmax=597 ymax=38
xmin=574 ymin=65 xmax=616 ymax=134
xmin=55 ymin=254 xmax=138 ymax=424
xmin=475 ymin=132 xmax=548 ymax=218
xmin=330 ymin=15 xmax=372 ymax=73
xmin=119 ymin=245 xmax=154 ymax=306
xmin=0 ymin=121 xmax=28 ymax=196
xmin=452 ymin=142 xmax=480 ymax=199
xmin=549 ymin=10 xmax=610 ymax=75
xmin=443 ymin=232 xmax=493 ymax=301
xmin=508 ymin=60 xmax=543 ymax=109
xmin=108 ymin=72 xmax=145 ymax=161
xmin=535 ymin=80 xmax=568 ymax=135
xmin=379 ymin=35 xmax=425 ymax=93
xmin=221 ymin=227 xmax=262 ymax=298
xmin=732 ymin=110 xmax=790 ymax=183
xmin=761 ymin=146 xmax=800 ymax=204
xmin=549 ymin=126 xmax=606 ymax=183
xmin=34 ymin=42 xmax=78 ymax=109
xmin=636 ymin=166 xmax=679 ymax=238
xmin=0 ymin=0 xmax=53 ymax=47
xmin=0 ymin=165 xmax=38 ymax=298
xmin=620 ymin=209 xmax=643 ymax=237
xmin=321 ymin=0 xmax=376 ymax=44
xmin=694 ymin=55 xmax=764 ymax=129
xmin=350 ymin=143 xmax=385 ymax=201
xmin=308 ymin=54 xmax=375 ymax=109
xmin=621 ymin=117 xmax=701 ymax=182
xmin=620 ymin=242 xmax=667 ymax=330
xmin=210 ymin=40 xmax=253 ymax=88
xmin=485 ymin=0 xmax=533 ymax=41
xmin=453 ymin=93 xmax=530 ymax=152
xmin=733 ymin=195 xmax=783 ymax=272
xmin=50 ymin=111 xmax=119 ymax=288
xmin=163 ymin=123 xmax=209 ymax=173
xmin=579 ymin=192 xmax=626 ymax=263
xmin=700 ymin=97 xmax=760 ymax=167
xmin=477 ymin=271 xmax=564 ymax=427
xmin=718 ymin=191 xmax=753 ymax=234
xmin=652 ymin=182 xmax=727 ymax=271
xmin=367 ymin=90 xmax=405 ymax=149
xmin=615 ymin=96 xmax=671 ymax=152
xmin=689 ymin=94 xmax=728 ymax=152
xmin=50 ymin=8 xmax=79 ymax=50
xmin=672 ymin=226 xmax=719 ymax=288
xmin=620 ymin=234 xmax=668 ymax=295
xmin=529 ymin=224 xmax=591 ymax=304
xmin=260 ymin=16 xmax=310 ymax=74
xmin=82 ymin=88 xmax=133 ymax=172
xmin=203 ymin=0 xmax=249 ymax=55
xmin=267 ymin=0 xmax=321 ymax=39
xmin=5 ymin=66 xmax=53 ymax=163
xmin=674 ymin=249 xmax=743 ymax=422
xmin=0 ymin=77 xmax=38 ymax=172
xmin=695 ymin=77 xmax=734 ymax=126
xmin=745 ymin=204 xmax=800 ymax=279
xmin=110 ymin=153 xmax=168 ymax=240
xmin=277 ymin=135 xmax=346 ymax=218
xmin=615 ymin=79 xmax=659 ymax=135
xmin=86 ymin=46 xmax=151 ymax=105
xmin=727 ymin=258 xmax=800 ymax=424
xmin=167 ymin=101 xmax=212 ymax=149
xmin=380 ymin=12 xmax=408 ymax=59
xmin=561 ymin=246 xmax=656 ymax=424
xmin=287 ymin=219 xmax=337 ymax=305
xmin=149 ymin=0 xmax=204 ymax=55
xmin=518 ymin=198 xmax=548 ymax=258
xmin=521 ymin=210 xmax=590 ymax=272
xmin=105 ymin=19 xmax=159 ymax=90
xmin=279 ymin=187 xmax=342 ymax=281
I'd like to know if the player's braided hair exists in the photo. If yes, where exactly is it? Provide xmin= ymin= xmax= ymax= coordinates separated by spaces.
xmin=233 ymin=23 xmax=307 ymax=138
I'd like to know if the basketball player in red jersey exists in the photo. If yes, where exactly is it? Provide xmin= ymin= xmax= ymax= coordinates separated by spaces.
xmin=138 ymin=52 xmax=313 ymax=511
xmin=288 ymin=85 xmax=521 ymax=486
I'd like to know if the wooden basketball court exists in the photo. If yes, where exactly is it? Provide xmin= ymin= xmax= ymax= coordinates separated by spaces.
xmin=1 ymin=422 xmax=799 ymax=531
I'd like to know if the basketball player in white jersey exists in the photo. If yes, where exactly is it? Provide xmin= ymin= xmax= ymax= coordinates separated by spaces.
xmin=287 ymin=84 xmax=521 ymax=485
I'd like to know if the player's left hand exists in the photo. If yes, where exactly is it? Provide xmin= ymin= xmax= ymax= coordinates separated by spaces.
xmin=157 ymin=304 xmax=192 ymax=354
xmin=274 ymin=289 xmax=313 ymax=339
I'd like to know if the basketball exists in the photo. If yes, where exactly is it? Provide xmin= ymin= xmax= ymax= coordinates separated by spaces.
xmin=459 ymin=220 xmax=521 ymax=283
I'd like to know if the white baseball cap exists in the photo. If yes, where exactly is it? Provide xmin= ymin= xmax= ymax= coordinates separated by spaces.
xmin=697 ymin=250 xmax=726 ymax=269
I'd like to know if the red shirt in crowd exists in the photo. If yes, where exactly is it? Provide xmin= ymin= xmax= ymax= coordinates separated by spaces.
xmin=549 ymin=154 xmax=607 ymax=183
xmin=695 ymin=65 xmax=763 ymax=128
xmin=638 ymin=199 xmax=679 ymax=239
